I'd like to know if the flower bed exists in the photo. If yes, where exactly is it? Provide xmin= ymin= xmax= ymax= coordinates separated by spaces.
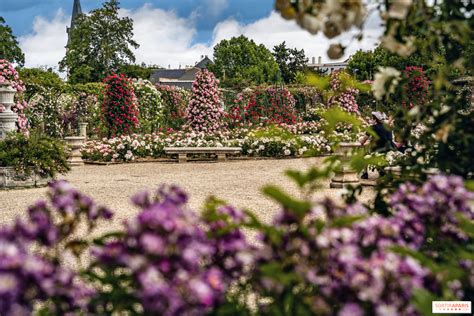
xmin=81 ymin=124 xmax=334 ymax=162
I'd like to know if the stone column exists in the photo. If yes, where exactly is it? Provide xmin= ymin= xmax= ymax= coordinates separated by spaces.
xmin=0 ymin=82 xmax=18 ymax=139
xmin=330 ymin=142 xmax=361 ymax=188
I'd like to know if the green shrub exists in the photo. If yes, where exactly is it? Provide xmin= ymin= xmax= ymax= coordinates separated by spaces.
xmin=0 ymin=133 xmax=70 ymax=177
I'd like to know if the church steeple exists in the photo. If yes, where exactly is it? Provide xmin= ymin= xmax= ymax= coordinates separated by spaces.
xmin=67 ymin=0 xmax=83 ymax=45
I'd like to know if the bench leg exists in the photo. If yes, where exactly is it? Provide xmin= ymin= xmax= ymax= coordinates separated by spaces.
xmin=178 ymin=153 xmax=187 ymax=163
xmin=217 ymin=154 xmax=226 ymax=162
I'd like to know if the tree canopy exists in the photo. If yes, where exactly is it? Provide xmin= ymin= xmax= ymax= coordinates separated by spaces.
xmin=208 ymin=35 xmax=280 ymax=87
xmin=59 ymin=0 xmax=139 ymax=84
xmin=118 ymin=64 xmax=153 ymax=80
xmin=272 ymin=41 xmax=308 ymax=84
xmin=0 ymin=17 xmax=25 ymax=66
xmin=346 ymin=46 xmax=431 ymax=81
xmin=17 ymin=68 xmax=65 ymax=101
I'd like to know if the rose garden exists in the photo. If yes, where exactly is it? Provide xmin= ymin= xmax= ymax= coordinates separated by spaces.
xmin=0 ymin=0 xmax=473 ymax=315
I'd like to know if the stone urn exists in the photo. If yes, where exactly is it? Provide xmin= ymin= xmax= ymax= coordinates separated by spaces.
xmin=330 ymin=142 xmax=361 ymax=188
xmin=0 ymin=82 xmax=18 ymax=139
xmin=64 ymin=136 xmax=86 ymax=166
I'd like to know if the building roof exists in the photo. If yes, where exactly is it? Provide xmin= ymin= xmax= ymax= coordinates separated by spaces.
xmin=150 ymin=69 xmax=187 ymax=83
xmin=149 ymin=57 xmax=214 ymax=87
xmin=195 ymin=56 xmax=212 ymax=69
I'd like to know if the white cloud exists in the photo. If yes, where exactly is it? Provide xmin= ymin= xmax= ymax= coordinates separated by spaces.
xmin=205 ymin=0 xmax=229 ymax=16
xmin=18 ymin=10 xmax=68 ymax=70
xmin=18 ymin=5 xmax=382 ymax=71
xmin=120 ymin=4 xmax=212 ymax=69
xmin=210 ymin=11 xmax=382 ymax=63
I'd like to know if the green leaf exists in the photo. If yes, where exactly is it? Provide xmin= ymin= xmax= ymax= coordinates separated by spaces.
xmin=285 ymin=170 xmax=308 ymax=188
xmin=390 ymin=246 xmax=438 ymax=271
xmin=306 ymin=73 xmax=330 ymax=90
xmin=330 ymin=215 xmax=365 ymax=228
xmin=465 ymin=180 xmax=474 ymax=192
xmin=350 ymin=151 xmax=387 ymax=172
xmin=260 ymin=262 xmax=299 ymax=286
xmin=412 ymin=288 xmax=438 ymax=316
xmin=93 ymin=232 xmax=125 ymax=246
xmin=285 ymin=166 xmax=334 ymax=189
xmin=321 ymin=107 xmax=363 ymax=132
xmin=456 ymin=214 xmax=474 ymax=237
xmin=262 ymin=185 xmax=312 ymax=219
xmin=65 ymin=239 xmax=89 ymax=258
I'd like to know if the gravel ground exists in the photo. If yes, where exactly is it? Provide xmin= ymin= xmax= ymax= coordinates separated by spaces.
xmin=0 ymin=158 xmax=374 ymax=232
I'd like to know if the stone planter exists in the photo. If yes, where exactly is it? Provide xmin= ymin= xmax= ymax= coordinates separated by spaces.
xmin=64 ymin=136 xmax=86 ymax=166
xmin=0 ymin=82 xmax=18 ymax=139
xmin=0 ymin=167 xmax=51 ymax=189
xmin=330 ymin=142 xmax=361 ymax=188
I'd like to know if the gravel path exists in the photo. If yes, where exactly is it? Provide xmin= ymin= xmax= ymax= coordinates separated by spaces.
xmin=0 ymin=158 xmax=373 ymax=231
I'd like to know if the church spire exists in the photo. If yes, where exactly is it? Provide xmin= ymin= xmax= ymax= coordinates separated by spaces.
xmin=67 ymin=0 xmax=83 ymax=44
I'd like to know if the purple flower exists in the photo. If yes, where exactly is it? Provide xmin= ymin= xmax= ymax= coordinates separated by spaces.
xmin=338 ymin=303 xmax=364 ymax=316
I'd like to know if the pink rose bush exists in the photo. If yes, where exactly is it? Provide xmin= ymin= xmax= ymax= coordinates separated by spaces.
xmin=156 ymin=84 xmax=190 ymax=129
xmin=0 ymin=173 xmax=472 ymax=314
xmin=226 ymin=87 xmax=298 ymax=126
xmin=0 ymin=59 xmax=29 ymax=133
xmin=328 ymin=70 xmax=360 ymax=113
xmin=186 ymin=70 xmax=225 ymax=132
xmin=402 ymin=66 xmax=430 ymax=108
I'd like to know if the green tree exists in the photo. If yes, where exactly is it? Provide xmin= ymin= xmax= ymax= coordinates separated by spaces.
xmin=18 ymin=68 xmax=65 ymax=101
xmin=118 ymin=64 xmax=153 ymax=80
xmin=273 ymin=41 xmax=308 ymax=84
xmin=347 ymin=45 xmax=438 ymax=81
xmin=59 ymin=0 xmax=139 ymax=84
xmin=0 ymin=17 xmax=25 ymax=66
xmin=208 ymin=35 xmax=280 ymax=87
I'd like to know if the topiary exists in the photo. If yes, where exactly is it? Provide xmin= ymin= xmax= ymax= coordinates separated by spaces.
xmin=102 ymin=73 xmax=139 ymax=136
xmin=186 ymin=69 xmax=225 ymax=132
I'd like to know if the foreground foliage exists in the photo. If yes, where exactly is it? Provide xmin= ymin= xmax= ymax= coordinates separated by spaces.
xmin=0 ymin=171 xmax=472 ymax=315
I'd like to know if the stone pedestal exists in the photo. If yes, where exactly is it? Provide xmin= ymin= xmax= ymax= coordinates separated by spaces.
xmin=0 ymin=83 xmax=18 ymax=139
xmin=79 ymin=122 xmax=88 ymax=138
xmin=330 ymin=142 xmax=361 ymax=188
xmin=65 ymin=136 xmax=85 ymax=166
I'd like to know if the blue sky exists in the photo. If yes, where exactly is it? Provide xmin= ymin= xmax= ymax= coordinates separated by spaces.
xmin=1 ymin=0 xmax=274 ymax=43
xmin=0 ymin=0 xmax=381 ymax=70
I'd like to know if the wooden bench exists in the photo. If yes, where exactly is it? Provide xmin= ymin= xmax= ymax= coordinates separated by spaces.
xmin=164 ymin=147 xmax=242 ymax=163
